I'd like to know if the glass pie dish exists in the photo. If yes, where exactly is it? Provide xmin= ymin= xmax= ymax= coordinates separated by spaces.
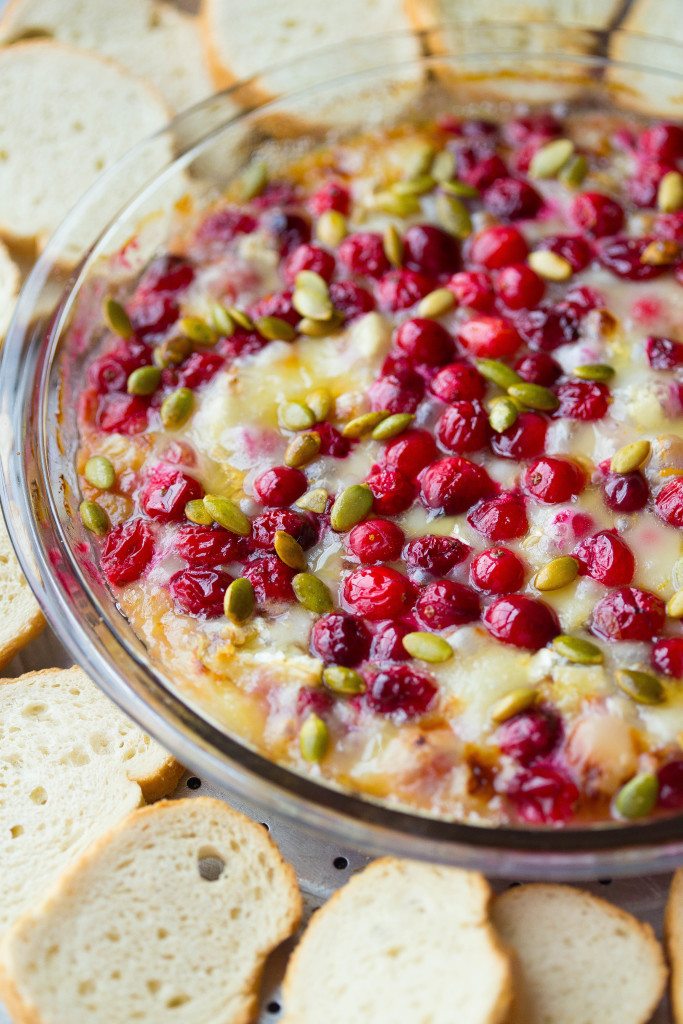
xmin=3 ymin=23 xmax=683 ymax=878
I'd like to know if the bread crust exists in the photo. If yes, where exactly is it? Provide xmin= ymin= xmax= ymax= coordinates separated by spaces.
xmin=666 ymin=869 xmax=683 ymax=1024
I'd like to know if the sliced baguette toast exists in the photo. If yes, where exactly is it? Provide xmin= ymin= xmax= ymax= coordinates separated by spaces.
xmin=666 ymin=869 xmax=683 ymax=1024
xmin=0 ymin=241 xmax=20 ymax=340
xmin=0 ymin=510 xmax=44 ymax=668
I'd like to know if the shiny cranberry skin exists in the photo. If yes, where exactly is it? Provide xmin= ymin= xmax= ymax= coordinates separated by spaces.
xmin=485 ymin=595 xmax=559 ymax=649
xmin=376 ymin=269 xmax=433 ymax=312
xmin=497 ymin=707 xmax=560 ymax=765
xmin=468 ymin=491 xmax=528 ymax=541
xmin=263 ymin=210 xmax=311 ymax=256
xmin=88 ymin=341 xmax=148 ymax=393
xmin=338 ymin=231 xmax=389 ymax=278
xmin=458 ymin=315 xmax=522 ymax=359
xmin=364 ymin=664 xmax=437 ymax=719
xmin=602 ymin=471 xmax=649 ymax=513
xmin=251 ymin=508 xmax=316 ymax=550
xmin=394 ymin=318 xmax=454 ymax=366
xmin=415 ymin=579 xmax=480 ymax=630
xmin=496 ymin=263 xmax=545 ymax=310
xmin=507 ymin=765 xmax=578 ymax=824
xmin=483 ymin=177 xmax=542 ymax=221
xmin=655 ymin=478 xmax=683 ymax=528
xmin=591 ymin=586 xmax=665 ymax=642
xmin=403 ymin=224 xmax=460 ymax=276
xmin=101 ymin=519 xmax=155 ymax=586
xmin=174 ymin=523 xmax=246 ymax=566
xmin=368 ymin=371 xmax=424 ymax=414
xmin=254 ymin=466 xmax=307 ymax=507
xmin=366 ymin=468 xmax=416 ymax=517
xmin=537 ymin=233 xmax=593 ymax=272
xmin=490 ymin=411 xmax=548 ymax=461
xmin=470 ymin=546 xmax=524 ymax=594
xmin=169 ymin=567 xmax=231 ymax=618
xmin=522 ymin=457 xmax=585 ymax=504
xmin=597 ymin=235 xmax=668 ymax=281
xmin=178 ymin=351 xmax=224 ymax=388
xmin=646 ymin=335 xmax=683 ymax=370
xmin=369 ymin=620 xmax=411 ymax=662
xmin=310 ymin=612 xmax=370 ymax=666
xmin=315 ymin=421 xmax=352 ymax=458
xmin=447 ymin=270 xmax=494 ymax=310
xmin=404 ymin=535 xmax=470 ymax=576
xmin=652 ymin=637 xmax=683 ymax=678
xmin=573 ymin=530 xmax=635 ymax=586
xmin=420 ymin=456 xmax=495 ymax=514
xmin=570 ymin=191 xmax=624 ymax=238
xmin=658 ymin=760 xmax=683 ymax=810
xmin=282 ymin=243 xmax=335 ymax=285
xmin=464 ymin=153 xmax=508 ymax=191
xmin=140 ymin=465 xmax=203 ymax=523
xmin=329 ymin=280 xmax=375 ymax=321
xmin=641 ymin=122 xmax=683 ymax=162
xmin=343 ymin=565 xmax=415 ymax=620
xmin=242 ymin=554 xmax=295 ymax=603
xmin=514 ymin=352 xmax=561 ymax=386
xmin=436 ymin=400 xmax=489 ymax=454
xmin=554 ymin=380 xmax=610 ymax=421
xmin=469 ymin=225 xmax=528 ymax=269
xmin=429 ymin=361 xmax=486 ymax=403
xmin=382 ymin=429 xmax=437 ymax=480
xmin=310 ymin=180 xmax=350 ymax=216
xmin=348 ymin=518 xmax=405 ymax=563
xmin=96 ymin=393 xmax=149 ymax=434
xmin=195 ymin=208 xmax=257 ymax=248
xmin=513 ymin=305 xmax=580 ymax=352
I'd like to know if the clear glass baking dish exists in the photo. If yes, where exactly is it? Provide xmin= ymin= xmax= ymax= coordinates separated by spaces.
xmin=3 ymin=23 xmax=683 ymax=879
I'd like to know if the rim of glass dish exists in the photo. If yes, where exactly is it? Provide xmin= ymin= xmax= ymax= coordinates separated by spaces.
xmin=4 ymin=25 xmax=683 ymax=879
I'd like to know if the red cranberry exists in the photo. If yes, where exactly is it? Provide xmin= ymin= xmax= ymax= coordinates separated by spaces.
xmin=591 ymin=586 xmax=665 ymax=642
xmin=641 ymin=122 xmax=683 ymax=163
xmin=195 ymin=208 xmax=257 ymax=248
xmin=382 ymin=429 xmax=437 ymax=479
xmin=282 ymin=243 xmax=335 ymax=285
xmin=218 ymin=330 xmax=266 ymax=362
xmin=514 ymin=352 xmax=561 ymax=386
xmin=178 ymin=351 xmax=224 ymax=388
xmin=404 ymin=535 xmax=470 ymax=576
xmin=348 ymin=518 xmax=405 ymax=563
xmin=310 ymin=181 xmax=350 ymax=216
xmin=554 ymin=380 xmax=610 ymax=421
xmin=571 ymin=191 xmax=624 ymax=238
xmin=249 ymin=290 xmax=299 ymax=327
xmin=420 ymin=457 xmax=495 ymax=514
xmin=496 ymin=263 xmax=545 ymax=310
xmin=436 ymin=400 xmax=489 ymax=454
xmin=522 ymin=457 xmax=585 ymax=504
xmin=470 ymin=546 xmax=524 ymax=594
xmin=460 ymin=118 xmax=498 ymax=139
xmin=343 ymin=565 xmax=415 ymax=620
xmin=597 ymin=236 xmax=668 ymax=281
xmin=128 ymin=293 xmax=178 ymax=340
xmin=573 ymin=530 xmax=635 ymax=586
xmin=369 ymin=619 xmax=411 ymax=661
xmin=329 ymin=280 xmax=375 ymax=320
xmin=262 ymin=210 xmax=311 ymax=256
xmin=447 ymin=270 xmax=494 ymax=310
xmin=368 ymin=371 xmax=424 ymax=414
xmin=497 ymin=707 xmax=560 ymax=765
xmin=366 ymin=468 xmax=416 ymax=517
xmin=483 ymin=177 xmax=542 ymax=221
xmin=297 ymin=687 xmax=333 ymax=717
xmin=100 ymin=518 xmax=155 ymax=586
xmin=463 ymin=153 xmax=508 ymax=191
xmin=403 ymin=224 xmax=460 ymax=276
xmin=310 ymin=612 xmax=370 ymax=666
xmin=174 ymin=523 xmax=246 ymax=566
xmin=484 ymin=595 xmax=560 ymax=649
xmin=602 ymin=471 xmax=649 ymax=513
xmin=658 ymin=760 xmax=683 ymax=810
xmin=490 ymin=411 xmax=548 ymax=461
xmin=458 ymin=315 xmax=522 ymax=359
xmin=504 ymin=113 xmax=562 ymax=145
xmin=469 ymin=225 xmax=528 ymax=269
xmin=628 ymin=160 xmax=671 ymax=208
xmin=88 ymin=344 xmax=147 ymax=393
xmin=467 ymin=491 xmax=528 ymax=541
xmin=376 ymin=269 xmax=433 ymax=311
xmin=537 ymin=234 xmax=593 ymax=272
xmin=655 ymin=478 xmax=683 ymax=528
xmin=139 ymin=465 xmax=203 ymax=523
xmin=254 ymin=466 xmax=307 ymax=507
xmin=169 ymin=567 xmax=231 ymax=618
xmin=338 ymin=231 xmax=389 ymax=277
xmin=315 ymin=421 xmax=352 ymax=458
xmin=415 ymin=579 xmax=480 ymax=630
xmin=652 ymin=637 xmax=683 ymax=678
xmin=646 ymin=335 xmax=683 ymax=370
xmin=364 ymin=664 xmax=437 ymax=718
xmin=507 ymin=765 xmax=578 ymax=824
xmin=561 ymin=285 xmax=603 ymax=316
xmin=242 ymin=553 xmax=295 ymax=603
xmin=96 ymin=393 xmax=149 ymax=434
xmin=136 ymin=254 xmax=195 ymax=296
xmin=251 ymin=508 xmax=316 ymax=550
xmin=394 ymin=318 xmax=454 ymax=366
xmin=654 ymin=211 xmax=683 ymax=244
xmin=251 ymin=181 xmax=301 ymax=210
xmin=429 ymin=362 xmax=486 ymax=403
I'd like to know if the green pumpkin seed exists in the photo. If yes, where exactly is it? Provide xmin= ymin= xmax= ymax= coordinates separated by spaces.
xmin=529 ymin=137 xmax=574 ymax=179
xmin=160 ymin=387 xmax=194 ymax=429
xmin=285 ymin=431 xmax=321 ymax=469
xmin=330 ymin=483 xmax=373 ymax=532
xmin=405 ymin=141 xmax=436 ymax=177
xmin=615 ymin=772 xmax=659 ymax=820
xmin=298 ymin=311 xmax=344 ymax=337
xmin=383 ymin=224 xmax=404 ymax=268
xmin=127 ymin=365 xmax=161 ymax=396
xmin=658 ymin=170 xmax=683 ymax=213
xmin=552 ymin=634 xmax=604 ymax=665
xmin=610 ymin=439 xmax=651 ymax=475
xmin=241 ymin=159 xmax=268 ymax=200
xmin=293 ymin=270 xmax=333 ymax=321
xmin=274 ymin=530 xmax=307 ymax=570
xmin=228 ymin=306 xmax=255 ymax=331
xmin=535 ymin=555 xmax=579 ymax=592
xmin=672 ymin=556 xmax=683 ymax=590
xmin=316 ymin=209 xmax=347 ymax=247
xmin=508 ymin=382 xmax=560 ymax=412
xmin=402 ymin=631 xmax=453 ymax=663
xmin=436 ymin=192 xmax=472 ymax=239
xmin=373 ymin=190 xmax=420 ymax=217
xmin=296 ymin=488 xmax=329 ymax=514
xmin=84 ymin=455 xmax=115 ymax=491
xmin=207 ymin=301 xmax=235 ymax=336
xmin=185 ymin=498 xmax=212 ymax=525
xmin=573 ymin=363 xmax=615 ymax=382
xmin=323 ymin=664 xmax=366 ymax=695
xmin=279 ymin=401 xmax=316 ymax=432
xmin=153 ymin=336 xmax=193 ymax=368
xmin=371 ymin=413 xmax=415 ymax=441
xmin=203 ymin=494 xmax=251 ymax=536
xmin=490 ymin=687 xmax=537 ymax=723
xmin=418 ymin=287 xmax=456 ymax=319
xmin=667 ymin=589 xmax=683 ymax=619
xmin=103 ymin=297 xmax=132 ymax=339
xmin=441 ymin=178 xmax=480 ymax=199
xmin=224 ymin=577 xmax=255 ymax=623
xmin=306 ymin=387 xmax=331 ymax=422
xmin=477 ymin=358 xmax=522 ymax=391
xmin=431 ymin=149 xmax=457 ymax=183
xmin=292 ymin=572 xmax=333 ymax=614
xmin=299 ymin=712 xmax=329 ymax=762
xmin=393 ymin=173 xmax=435 ymax=197
xmin=342 ymin=410 xmax=389 ymax=439
xmin=488 ymin=396 xmax=519 ymax=433
xmin=256 ymin=316 xmax=296 ymax=342
xmin=178 ymin=316 xmax=216 ymax=346
xmin=558 ymin=153 xmax=588 ymax=188
xmin=527 ymin=250 xmax=573 ymax=282
xmin=79 ymin=499 xmax=109 ymax=536
xmin=615 ymin=668 xmax=665 ymax=705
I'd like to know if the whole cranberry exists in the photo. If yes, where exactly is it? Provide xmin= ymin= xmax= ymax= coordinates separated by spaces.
xmin=436 ymin=400 xmax=489 ymax=454
xmin=140 ymin=465 xmax=203 ymax=522
xmin=420 ymin=457 xmax=495 ymax=514
xmin=507 ymin=764 xmax=578 ymax=824
xmin=573 ymin=530 xmax=635 ymax=586
xmin=262 ymin=210 xmax=311 ymax=256
xmin=329 ymin=280 xmax=375 ymax=321
xmin=338 ymin=231 xmax=389 ymax=277
xmin=655 ymin=478 xmax=683 ymax=528
xmin=483 ymin=177 xmax=542 ymax=221
xmin=467 ymin=491 xmax=528 ymax=541
xmin=457 ymin=315 xmax=522 ymax=359
xmin=447 ymin=270 xmax=494 ymax=311
xmin=366 ymin=468 xmax=416 ymax=517
xmin=128 ymin=293 xmax=179 ymax=340
xmin=514 ymin=352 xmax=561 ymax=386
xmin=652 ymin=636 xmax=683 ymax=678
xmin=369 ymin=619 xmax=411 ymax=661
xmin=403 ymin=535 xmax=470 ymax=576
xmin=242 ymin=553 xmax=295 ymax=603
xmin=490 ymin=411 xmax=548 ymax=461
xmin=282 ymin=243 xmax=335 ymax=285
xmin=554 ymin=380 xmax=610 ymax=421
xmin=403 ymin=224 xmax=460 ymax=276
xmin=561 ymin=284 xmax=603 ymax=315
xmin=602 ymin=471 xmax=649 ymax=513
xmin=382 ymin=429 xmax=437 ymax=480
xmin=376 ymin=269 xmax=433 ymax=311
xmin=97 ymin=393 xmax=149 ymax=434
xmin=347 ymin=518 xmax=405 ymax=563
xmin=254 ymin=466 xmax=307 ymax=507
xmin=394 ymin=318 xmax=454 ymax=366
xmin=101 ymin=518 xmax=155 ymax=586
xmin=310 ymin=180 xmax=350 ymax=216
xmin=343 ymin=565 xmax=415 ymax=620
xmin=641 ymin=122 xmax=683 ymax=163
xmin=470 ymin=546 xmax=524 ymax=594
xmin=597 ymin=235 xmax=668 ymax=282
xmin=570 ymin=191 xmax=624 ymax=238
xmin=310 ymin=612 xmax=370 ymax=666
xmin=251 ymin=508 xmax=316 ymax=550
xmin=174 ymin=523 xmax=246 ymax=566
xmin=504 ymin=112 xmax=562 ymax=145
xmin=537 ymin=234 xmax=593 ymax=272
xmin=297 ymin=687 xmax=333 ymax=718
xmin=628 ymin=160 xmax=671 ymax=209
xmin=430 ymin=362 xmax=486 ymax=403
xmin=469 ymin=225 xmax=528 ymax=269
xmin=364 ymin=664 xmax=437 ymax=718
xmin=136 ymin=254 xmax=196 ymax=296
xmin=497 ymin=707 xmax=560 ymax=765
xmin=251 ymin=180 xmax=301 ymax=211
xmin=415 ymin=579 xmax=480 ymax=630
xmin=496 ymin=263 xmax=545 ymax=310
xmin=368 ymin=371 xmax=425 ymax=414
xmin=522 ymin=457 xmax=585 ymax=504
xmin=464 ymin=153 xmax=509 ymax=191
xmin=645 ymin=335 xmax=683 ymax=370
xmin=315 ymin=421 xmax=352 ymax=458
xmin=88 ymin=348 xmax=143 ymax=394
xmin=513 ymin=304 xmax=581 ymax=351
xmin=484 ymin=595 xmax=560 ymax=649
xmin=178 ymin=351 xmax=224 ymax=389
xmin=591 ymin=586 xmax=665 ymax=642
xmin=195 ymin=209 xmax=256 ymax=248
xmin=658 ymin=760 xmax=683 ymax=810
xmin=169 ymin=567 xmax=231 ymax=618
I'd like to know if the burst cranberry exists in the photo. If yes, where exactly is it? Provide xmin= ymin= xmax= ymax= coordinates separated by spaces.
xmin=169 ymin=567 xmax=231 ymax=618
xmin=469 ymin=225 xmax=528 ymax=269
xmin=376 ymin=269 xmax=433 ymax=311
xmin=658 ymin=760 xmax=683 ymax=810
xmin=96 ymin=393 xmax=149 ymax=434
xmin=262 ymin=210 xmax=311 ymax=256
xmin=218 ymin=330 xmax=266 ymax=362
xmin=382 ymin=429 xmax=437 ymax=479
xmin=140 ymin=465 xmax=203 ymax=523
xmin=329 ymin=280 xmax=375 ymax=320
xmin=468 ymin=491 xmax=528 ymax=541
xmin=458 ymin=315 xmax=522 ymax=359
xmin=497 ymin=707 xmax=560 ymax=765
xmin=646 ymin=335 xmax=683 ymax=370
xmin=100 ymin=518 xmax=155 ymax=585
xmin=420 ymin=457 xmax=495 ymax=514
xmin=429 ymin=362 xmax=486 ymax=403
xmin=343 ymin=565 xmax=414 ymax=620
xmin=591 ymin=586 xmax=665 ymax=642
xmin=137 ymin=254 xmax=195 ymax=297
xmin=403 ymin=535 xmax=470 ymax=576
xmin=87 ymin=341 xmax=148 ymax=393
xmin=652 ymin=637 xmax=683 ymax=678
xmin=310 ymin=180 xmax=350 ymax=216
xmin=251 ymin=508 xmax=316 ymax=550
xmin=562 ymin=285 xmax=604 ymax=316
xmin=368 ymin=371 xmax=424 ymax=414
xmin=570 ymin=191 xmax=624 ymax=238
xmin=394 ymin=318 xmax=454 ymax=366
xmin=641 ymin=122 xmax=683 ymax=162
xmin=484 ymin=594 xmax=559 ymax=649
xmin=366 ymin=468 xmax=416 ymax=517
xmin=128 ymin=293 xmax=179 ymax=340
xmin=507 ymin=765 xmax=578 ymax=824
xmin=655 ymin=478 xmax=683 ymax=528
xmin=364 ymin=664 xmax=437 ymax=718
xmin=315 ymin=421 xmax=352 ymax=458
xmin=415 ymin=579 xmax=480 ymax=630
xmin=254 ymin=466 xmax=307 ymax=507
xmin=297 ymin=687 xmax=333 ymax=717
xmin=436 ymin=400 xmax=489 ymax=454
xmin=464 ymin=153 xmax=508 ymax=191
xmin=573 ymin=530 xmax=635 ymax=586
xmin=403 ymin=224 xmax=460 ymax=276
xmin=554 ymin=380 xmax=610 ymax=421
xmin=514 ymin=352 xmax=561 ymax=386
xmin=338 ymin=231 xmax=389 ymax=277
xmin=496 ymin=263 xmax=545 ymax=310
xmin=348 ymin=519 xmax=405 ymax=563
xmin=483 ymin=177 xmax=542 ymax=221
xmin=522 ymin=456 xmax=585 ymax=504
xmin=174 ymin=523 xmax=246 ymax=566
xmin=537 ymin=233 xmax=593 ymax=272
xmin=447 ymin=270 xmax=494 ymax=310
xmin=310 ymin=612 xmax=370 ymax=666
xmin=242 ymin=554 xmax=295 ymax=603
xmin=470 ymin=546 xmax=524 ymax=594
xmin=369 ymin=620 xmax=411 ymax=661
xmin=602 ymin=471 xmax=649 ymax=513
xmin=282 ymin=243 xmax=335 ymax=285
xmin=195 ymin=208 xmax=257 ymax=248
xmin=597 ymin=235 xmax=668 ymax=281
xmin=178 ymin=351 xmax=224 ymax=388
xmin=490 ymin=411 xmax=548 ymax=461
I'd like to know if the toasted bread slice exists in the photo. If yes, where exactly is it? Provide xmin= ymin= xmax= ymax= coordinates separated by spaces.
xmin=666 ymin=869 xmax=683 ymax=1023
xmin=0 ymin=798 xmax=302 ymax=1024
xmin=0 ymin=666 xmax=183 ymax=939
xmin=0 ymin=510 xmax=44 ymax=668
xmin=492 ymin=883 xmax=667 ymax=1024
xmin=406 ymin=0 xmax=621 ymax=30
xmin=281 ymin=857 xmax=511 ymax=1024
xmin=0 ymin=241 xmax=20 ymax=340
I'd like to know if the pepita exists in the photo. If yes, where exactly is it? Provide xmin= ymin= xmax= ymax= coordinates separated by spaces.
xmin=178 ymin=316 xmax=216 ymax=346
xmin=299 ymin=712 xmax=329 ymax=762
xmin=527 ymin=250 xmax=573 ymax=282
xmin=529 ymin=137 xmax=574 ymax=179
xmin=441 ymin=179 xmax=479 ymax=199
xmin=296 ymin=488 xmax=329 ymax=514
xmin=207 ymin=301 xmax=235 ymax=336
xmin=418 ymin=287 xmax=456 ymax=319
xmin=373 ymin=190 xmax=420 ymax=217
xmin=306 ymin=387 xmax=331 ymax=422
xmin=228 ymin=307 xmax=255 ymax=331
xmin=431 ymin=149 xmax=457 ymax=183
xmin=488 ymin=396 xmax=519 ymax=433
xmin=241 ymin=159 xmax=268 ymax=200
xmin=552 ymin=634 xmax=604 ymax=665
xmin=127 ymin=365 xmax=161 ymax=396
xmin=508 ymin=381 xmax=560 ymax=411
xmin=558 ymin=153 xmax=588 ymax=188
xmin=292 ymin=572 xmax=334 ymax=614
xmin=79 ymin=499 xmax=109 ymax=536
xmin=330 ymin=483 xmax=373 ymax=531
xmin=285 ymin=431 xmax=321 ymax=468
xmin=383 ymin=224 xmax=404 ymax=268
xmin=436 ymin=191 xmax=472 ymax=239
xmin=402 ymin=631 xmax=453 ymax=663
xmin=316 ymin=209 xmax=347 ymax=247
xmin=477 ymin=358 xmax=522 ymax=391
xmin=224 ymin=577 xmax=255 ymax=623
xmin=103 ymin=297 xmax=132 ymax=339
xmin=255 ymin=315 xmax=296 ymax=342
xmin=293 ymin=270 xmax=333 ymax=321
xmin=160 ymin=387 xmax=194 ymax=429
xmin=614 ymin=772 xmax=659 ymax=820
xmin=342 ymin=410 xmax=389 ymax=438
xmin=610 ymin=439 xmax=651 ymax=474
xmin=405 ymin=141 xmax=436 ymax=177
xmin=203 ymin=494 xmax=251 ymax=536
xmin=641 ymin=239 xmax=680 ymax=266
xmin=274 ymin=530 xmax=307 ymax=570
xmin=658 ymin=170 xmax=683 ymax=213
xmin=323 ymin=664 xmax=366 ymax=695
xmin=535 ymin=555 xmax=579 ymax=592
xmin=297 ymin=312 xmax=344 ymax=337
xmin=573 ymin=363 xmax=615 ymax=382
xmin=490 ymin=687 xmax=537 ymax=723
xmin=84 ymin=455 xmax=115 ymax=491
xmin=371 ymin=413 xmax=415 ymax=440
xmin=393 ymin=173 xmax=435 ymax=197
xmin=667 ymin=589 xmax=683 ymax=619
xmin=153 ymin=336 xmax=192 ymax=368
xmin=615 ymin=668 xmax=665 ymax=705
xmin=185 ymin=499 xmax=212 ymax=525
xmin=279 ymin=401 xmax=317 ymax=432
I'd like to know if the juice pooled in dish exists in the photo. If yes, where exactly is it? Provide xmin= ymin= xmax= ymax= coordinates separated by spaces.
xmin=76 ymin=109 xmax=683 ymax=827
